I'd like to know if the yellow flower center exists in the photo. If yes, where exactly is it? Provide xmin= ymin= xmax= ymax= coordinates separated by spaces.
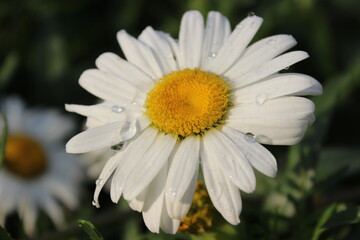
xmin=4 ymin=134 xmax=48 ymax=179
xmin=179 ymin=181 xmax=214 ymax=233
xmin=146 ymin=68 xmax=230 ymax=138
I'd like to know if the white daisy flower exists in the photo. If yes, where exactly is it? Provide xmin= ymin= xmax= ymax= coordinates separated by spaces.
xmin=0 ymin=96 xmax=82 ymax=236
xmin=66 ymin=10 xmax=322 ymax=233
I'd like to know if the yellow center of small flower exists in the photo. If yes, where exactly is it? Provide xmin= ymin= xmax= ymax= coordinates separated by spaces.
xmin=4 ymin=134 xmax=48 ymax=179
xmin=179 ymin=181 xmax=214 ymax=233
xmin=146 ymin=68 xmax=230 ymax=138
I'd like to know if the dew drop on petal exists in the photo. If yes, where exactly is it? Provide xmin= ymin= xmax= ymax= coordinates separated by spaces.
xmin=256 ymin=92 xmax=269 ymax=106
xmin=245 ymin=133 xmax=256 ymax=143
xmin=166 ymin=187 xmax=177 ymax=202
xmin=92 ymin=200 xmax=100 ymax=208
xmin=212 ymin=181 xmax=224 ymax=199
xmin=207 ymin=52 xmax=217 ymax=59
xmin=236 ymin=23 xmax=244 ymax=29
xmin=267 ymin=39 xmax=276 ymax=45
xmin=95 ymin=178 xmax=104 ymax=186
xmin=111 ymin=105 xmax=124 ymax=113
xmin=121 ymin=119 xmax=138 ymax=140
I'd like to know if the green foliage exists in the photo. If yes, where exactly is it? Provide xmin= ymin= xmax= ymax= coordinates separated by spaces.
xmin=78 ymin=220 xmax=104 ymax=240
xmin=0 ymin=52 xmax=18 ymax=90
xmin=0 ymin=226 xmax=13 ymax=240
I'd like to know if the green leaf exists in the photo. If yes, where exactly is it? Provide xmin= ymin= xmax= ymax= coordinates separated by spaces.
xmin=0 ymin=112 xmax=8 ymax=168
xmin=123 ymin=217 xmax=142 ymax=240
xmin=78 ymin=219 xmax=104 ymax=240
xmin=311 ymin=204 xmax=337 ymax=240
xmin=0 ymin=52 xmax=18 ymax=90
xmin=323 ymin=206 xmax=360 ymax=229
xmin=0 ymin=225 xmax=13 ymax=240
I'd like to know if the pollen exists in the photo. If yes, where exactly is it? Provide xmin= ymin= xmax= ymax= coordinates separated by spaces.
xmin=4 ymin=134 xmax=48 ymax=179
xmin=145 ymin=68 xmax=230 ymax=138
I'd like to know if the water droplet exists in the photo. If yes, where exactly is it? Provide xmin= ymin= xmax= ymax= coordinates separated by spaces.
xmin=121 ymin=120 xmax=137 ymax=140
xmin=245 ymin=133 xmax=256 ymax=143
xmin=207 ymin=52 xmax=217 ymax=59
xmin=111 ymin=105 xmax=124 ymax=113
xmin=267 ymin=39 xmax=276 ymax=45
xmin=213 ymin=182 xmax=224 ymax=198
xmin=256 ymin=92 xmax=269 ymax=106
xmin=111 ymin=142 xmax=124 ymax=151
xmin=236 ymin=23 xmax=244 ymax=29
xmin=166 ymin=187 xmax=177 ymax=202
xmin=248 ymin=11 xmax=255 ymax=17
xmin=95 ymin=178 xmax=103 ymax=186
xmin=92 ymin=200 xmax=100 ymax=208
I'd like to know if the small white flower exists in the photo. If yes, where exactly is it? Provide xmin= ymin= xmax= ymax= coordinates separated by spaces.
xmin=66 ymin=11 xmax=322 ymax=233
xmin=0 ymin=96 xmax=82 ymax=236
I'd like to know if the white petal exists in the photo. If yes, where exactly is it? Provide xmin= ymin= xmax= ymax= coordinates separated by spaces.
xmin=110 ymin=127 xmax=158 ymax=202
xmin=160 ymin=202 xmax=181 ymax=234
xmin=24 ymin=110 xmax=74 ymax=142
xmin=66 ymin=121 xmax=124 ymax=153
xmin=85 ymin=117 xmax=103 ymax=129
xmin=157 ymin=31 xmax=180 ymax=69
xmin=139 ymin=27 xmax=178 ymax=74
xmin=46 ymin=178 xmax=79 ymax=209
xmin=233 ymin=73 xmax=323 ymax=104
xmin=22 ymin=201 xmax=38 ymax=236
xmin=207 ymin=16 xmax=263 ymax=74
xmin=66 ymin=103 xmax=148 ymax=128
xmin=166 ymin=169 xmax=197 ymax=220
xmin=201 ymin=143 xmax=241 ymax=224
xmin=225 ymin=34 xmax=297 ymax=79
xmin=226 ymin=118 xmax=311 ymax=145
xmin=203 ymin=130 xmax=256 ymax=193
xmin=128 ymin=188 xmax=148 ymax=212
xmin=93 ymin=151 xmax=123 ymax=208
xmin=117 ymin=30 xmax=163 ymax=78
xmin=201 ymin=11 xmax=231 ymax=70
xmin=65 ymin=103 xmax=127 ymax=124
xmin=142 ymin=164 xmax=168 ymax=233
xmin=95 ymin=52 xmax=154 ymax=93
xmin=79 ymin=69 xmax=145 ymax=104
xmin=39 ymin=193 xmax=64 ymax=229
xmin=222 ymin=126 xmax=277 ymax=177
xmin=178 ymin=10 xmax=204 ymax=69
xmin=123 ymin=132 xmax=177 ymax=200
xmin=231 ymin=51 xmax=309 ymax=89
xmin=229 ymin=97 xmax=316 ymax=121
xmin=165 ymin=136 xmax=200 ymax=202
xmin=1 ymin=96 xmax=25 ymax=132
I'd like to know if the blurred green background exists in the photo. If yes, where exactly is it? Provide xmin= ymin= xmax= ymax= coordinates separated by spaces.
xmin=1 ymin=0 xmax=360 ymax=239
